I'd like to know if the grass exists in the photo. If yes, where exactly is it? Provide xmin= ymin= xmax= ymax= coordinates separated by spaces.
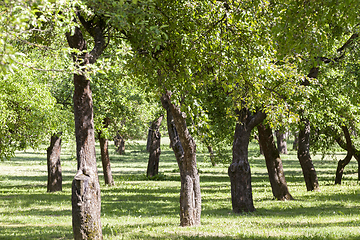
xmin=1 ymin=138 xmax=360 ymax=239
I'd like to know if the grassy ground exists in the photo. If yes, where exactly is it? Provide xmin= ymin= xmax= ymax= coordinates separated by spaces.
xmin=0 ymin=139 xmax=360 ymax=239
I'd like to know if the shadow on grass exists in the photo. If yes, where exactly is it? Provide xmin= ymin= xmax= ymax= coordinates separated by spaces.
xmin=0 ymin=225 xmax=73 ymax=240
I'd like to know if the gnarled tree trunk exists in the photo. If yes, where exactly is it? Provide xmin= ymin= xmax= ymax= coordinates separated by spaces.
xmin=66 ymin=12 xmax=106 ymax=239
xmin=257 ymin=123 xmax=293 ymax=200
xmin=147 ymin=115 xmax=164 ymax=178
xmin=47 ymin=133 xmax=62 ymax=192
xmin=161 ymin=92 xmax=201 ymax=226
xmin=297 ymin=119 xmax=319 ymax=191
xmin=228 ymin=108 xmax=266 ymax=213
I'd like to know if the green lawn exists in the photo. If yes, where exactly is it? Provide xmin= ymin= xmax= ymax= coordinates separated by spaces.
xmin=1 ymin=139 xmax=360 ymax=239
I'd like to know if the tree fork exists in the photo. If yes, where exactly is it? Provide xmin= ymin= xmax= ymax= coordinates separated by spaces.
xmin=229 ymin=108 xmax=265 ymax=213
xmin=66 ymin=12 xmax=107 ymax=239
xmin=161 ymin=92 xmax=201 ymax=226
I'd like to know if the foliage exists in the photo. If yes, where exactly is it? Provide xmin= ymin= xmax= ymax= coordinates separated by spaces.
xmin=92 ymin=68 xmax=161 ymax=140
xmin=0 ymin=65 xmax=59 ymax=159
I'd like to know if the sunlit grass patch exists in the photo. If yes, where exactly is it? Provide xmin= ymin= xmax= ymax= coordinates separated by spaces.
xmin=1 ymin=139 xmax=360 ymax=239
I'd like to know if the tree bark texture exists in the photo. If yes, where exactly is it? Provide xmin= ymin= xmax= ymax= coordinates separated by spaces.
xmin=99 ymin=135 xmax=114 ymax=186
xmin=66 ymin=12 xmax=107 ymax=239
xmin=114 ymin=133 xmax=125 ymax=155
xmin=228 ymin=109 xmax=266 ymax=213
xmin=161 ymin=92 xmax=201 ymax=226
xmin=275 ymin=130 xmax=288 ymax=155
xmin=71 ymin=73 xmax=102 ymax=240
xmin=257 ymin=124 xmax=293 ymax=200
xmin=47 ymin=133 xmax=62 ymax=192
xmin=147 ymin=115 xmax=164 ymax=177
xmin=297 ymin=119 xmax=319 ymax=191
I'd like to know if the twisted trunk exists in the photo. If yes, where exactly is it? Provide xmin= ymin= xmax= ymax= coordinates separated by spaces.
xmin=257 ymin=124 xmax=293 ymax=200
xmin=161 ymin=92 xmax=201 ymax=226
xmin=228 ymin=109 xmax=265 ymax=213
xmin=66 ymin=12 xmax=106 ymax=239
xmin=47 ymin=133 xmax=62 ymax=192
xmin=334 ymin=126 xmax=354 ymax=184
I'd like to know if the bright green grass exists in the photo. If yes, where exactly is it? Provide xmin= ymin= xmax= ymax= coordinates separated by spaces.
xmin=1 ymin=139 xmax=360 ymax=239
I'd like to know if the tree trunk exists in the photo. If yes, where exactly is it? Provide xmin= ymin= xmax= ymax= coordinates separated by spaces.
xmin=254 ymin=134 xmax=263 ymax=155
xmin=257 ymin=124 xmax=293 ymax=200
xmin=207 ymin=145 xmax=217 ymax=166
xmin=228 ymin=109 xmax=266 ymax=213
xmin=47 ymin=133 xmax=62 ymax=192
xmin=293 ymin=131 xmax=299 ymax=150
xmin=99 ymin=133 xmax=114 ymax=186
xmin=276 ymin=130 xmax=288 ymax=155
xmin=354 ymin=154 xmax=360 ymax=181
xmin=147 ymin=115 xmax=164 ymax=178
xmin=66 ymin=13 xmax=106 ymax=238
xmin=114 ymin=133 xmax=125 ymax=155
xmin=297 ymin=119 xmax=319 ymax=191
xmin=71 ymin=73 xmax=102 ymax=240
xmin=335 ymin=126 xmax=353 ymax=184
xmin=161 ymin=92 xmax=201 ymax=227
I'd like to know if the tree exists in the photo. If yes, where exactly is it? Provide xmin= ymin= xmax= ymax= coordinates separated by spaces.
xmin=47 ymin=132 xmax=63 ymax=192
xmin=269 ymin=1 xmax=360 ymax=191
xmin=146 ymin=114 xmax=164 ymax=178
xmin=0 ymin=65 xmax=60 ymax=160
xmin=66 ymin=10 xmax=108 ymax=239
xmin=257 ymin=123 xmax=293 ymax=200
xmin=228 ymin=109 xmax=266 ymax=212
xmin=275 ymin=130 xmax=288 ymax=155
xmin=161 ymin=93 xmax=201 ymax=226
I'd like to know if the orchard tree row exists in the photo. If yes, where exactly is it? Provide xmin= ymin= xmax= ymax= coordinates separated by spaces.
xmin=1 ymin=0 xmax=360 ymax=239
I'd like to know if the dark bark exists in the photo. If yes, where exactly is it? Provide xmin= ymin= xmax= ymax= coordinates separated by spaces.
xmin=335 ymin=126 xmax=353 ymax=184
xmin=98 ymin=118 xmax=114 ymax=186
xmin=297 ymin=119 xmax=319 ymax=191
xmin=114 ymin=133 xmax=125 ymax=155
xmin=276 ymin=130 xmax=288 ymax=155
xmin=161 ymin=92 xmax=201 ymax=226
xmin=66 ymin=12 xmax=106 ymax=239
xmin=99 ymin=133 xmax=114 ymax=186
xmin=228 ymin=108 xmax=266 ymax=213
xmin=334 ymin=125 xmax=359 ymax=183
xmin=293 ymin=132 xmax=299 ymax=151
xmin=254 ymin=134 xmax=263 ymax=155
xmin=47 ymin=133 xmax=62 ymax=192
xmin=354 ymin=154 xmax=360 ymax=181
xmin=146 ymin=115 xmax=164 ymax=178
xmin=257 ymin=124 xmax=293 ymax=200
